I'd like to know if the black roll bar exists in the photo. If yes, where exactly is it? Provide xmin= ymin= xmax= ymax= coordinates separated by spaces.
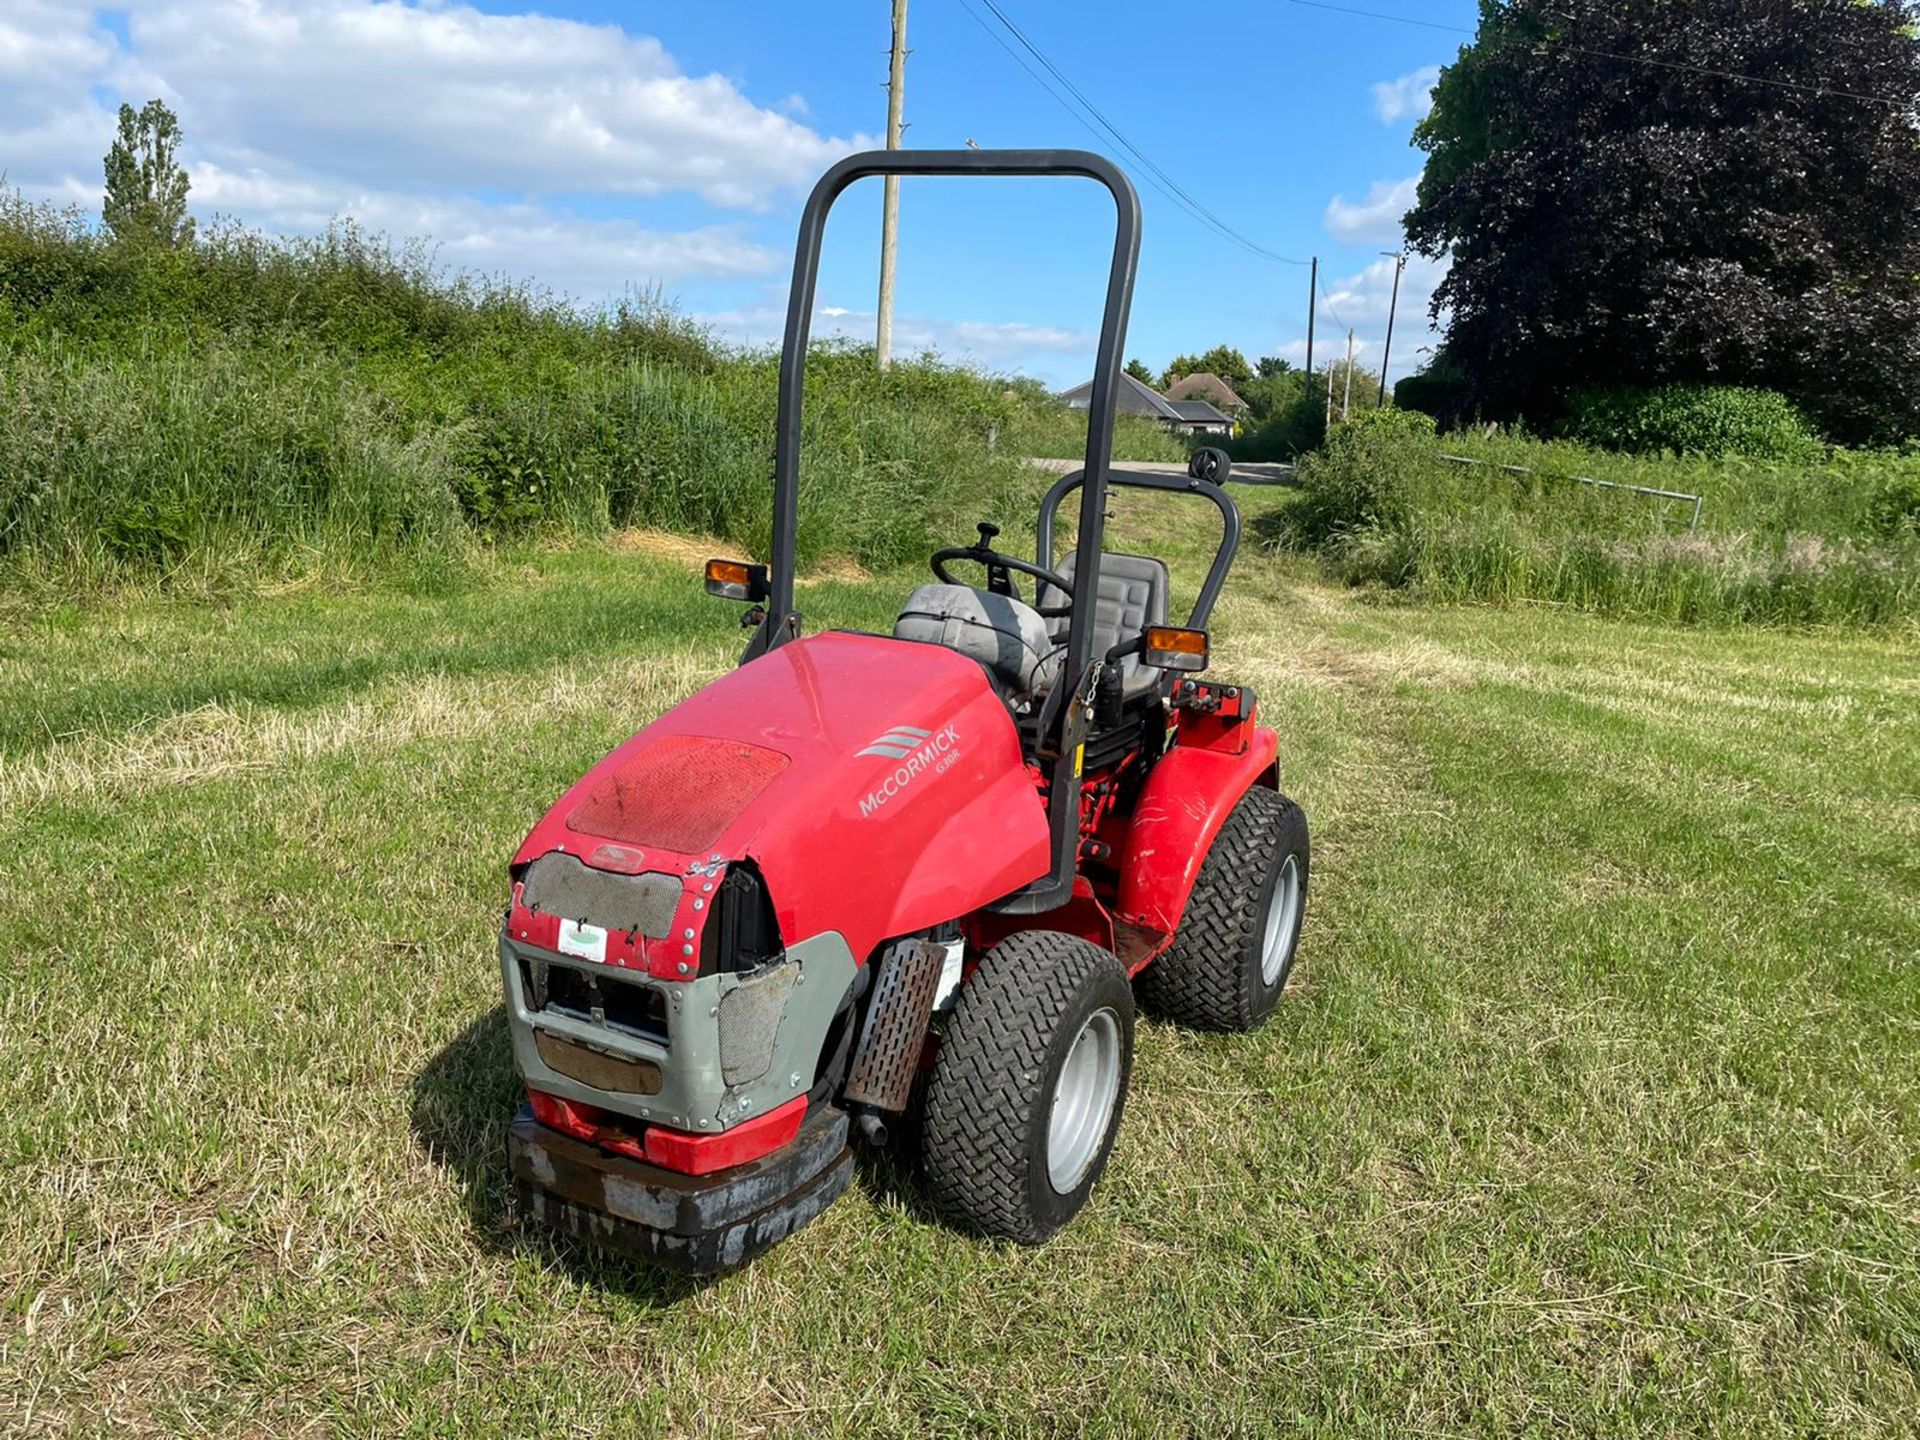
xmin=1033 ymin=467 xmax=1243 ymax=631
xmin=764 ymin=148 xmax=1142 ymax=914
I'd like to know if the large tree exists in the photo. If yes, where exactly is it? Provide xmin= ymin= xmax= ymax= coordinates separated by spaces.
xmin=103 ymin=100 xmax=194 ymax=249
xmin=1406 ymin=0 xmax=1920 ymax=444
xmin=1161 ymin=344 xmax=1253 ymax=391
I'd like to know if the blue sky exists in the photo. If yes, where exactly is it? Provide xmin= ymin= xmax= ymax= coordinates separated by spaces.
xmin=3 ymin=0 xmax=1478 ymax=385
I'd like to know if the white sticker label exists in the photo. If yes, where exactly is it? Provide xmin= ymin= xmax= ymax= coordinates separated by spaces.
xmin=557 ymin=918 xmax=608 ymax=964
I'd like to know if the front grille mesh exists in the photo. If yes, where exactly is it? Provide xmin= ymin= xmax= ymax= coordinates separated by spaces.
xmin=518 ymin=956 xmax=669 ymax=1046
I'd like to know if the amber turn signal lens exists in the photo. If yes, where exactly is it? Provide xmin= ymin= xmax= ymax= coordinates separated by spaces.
xmin=1140 ymin=624 xmax=1209 ymax=672
xmin=704 ymin=558 xmax=768 ymax=602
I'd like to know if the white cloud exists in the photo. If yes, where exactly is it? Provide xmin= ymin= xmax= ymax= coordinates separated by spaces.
xmin=1373 ymin=65 xmax=1440 ymax=125
xmin=698 ymin=300 xmax=1093 ymax=371
xmin=1291 ymin=251 xmax=1449 ymax=380
xmin=1320 ymin=251 xmax=1447 ymax=327
xmin=0 ymin=1 xmax=854 ymax=299
xmin=192 ymin=161 xmax=781 ymax=291
xmin=1323 ymin=174 xmax=1419 ymax=244
xmin=110 ymin=0 xmax=872 ymax=209
xmin=0 ymin=2 xmax=122 ymax=184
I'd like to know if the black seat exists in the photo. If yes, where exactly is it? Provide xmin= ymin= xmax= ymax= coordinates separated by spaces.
xmin=1040 ymin=552 xmax=1170 ymax=703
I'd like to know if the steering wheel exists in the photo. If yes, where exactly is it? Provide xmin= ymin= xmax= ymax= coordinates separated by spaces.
xmin=932 ymin=522 xmax=1077 ymax=618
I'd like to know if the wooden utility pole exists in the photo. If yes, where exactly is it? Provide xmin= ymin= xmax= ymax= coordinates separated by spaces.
xmin=1325 ymin=355 xmax=1335 ymax=428
xmin=875 ymin=0 xmax=908 ymax=369
xmin=1377 ymin=250 xmax=1407 ymax=406
xmin=1304 ymin=255 xmax=1318 ymax=388
xmin=1342 ymin=329 xmax=1355 ymax=420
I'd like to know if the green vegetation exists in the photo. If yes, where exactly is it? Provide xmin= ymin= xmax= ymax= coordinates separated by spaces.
xmin=3 ymin=506 xmax=1914 ymax=1433
xmin=101 ymin=99 xmax=194 ymax=251
xmin=1406 ymin=0 xmax=1920 ymax=443
xmin=1274 ymin=412 xmax=1920 ymax=628
xmin=0 ymin=194 xmax=1173 ymax=598
xmin=1159 ymin=342 xmax=1253 ymax=391
xmin=1563 ymin=384 xmax=1824 ymax=463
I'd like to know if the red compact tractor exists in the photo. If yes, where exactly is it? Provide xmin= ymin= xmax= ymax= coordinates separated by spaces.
xmin=500 ymin=150 xmax=1309 ymax=1271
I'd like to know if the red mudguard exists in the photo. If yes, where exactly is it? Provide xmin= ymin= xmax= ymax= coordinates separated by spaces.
xmin=1115 ymin=719 xmax=1279 ymax=937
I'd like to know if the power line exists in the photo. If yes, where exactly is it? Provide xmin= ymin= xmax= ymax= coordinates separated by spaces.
xmin=956 ymin=2 xmax=1114 ymax=152
xmin=1316 ymin=278 xmax=1349 ymax=333
xmin=957 ymin=0 xmax=1236 ymax=248
xmin=1286 ymin=0 xmax=1470 ymax=35
xmin=964 ymin=0 xmax=1312 ymax=267
xmin=955 ymin=1 xmax=1311 ymax=349
xmin=1285 ymin=0 xmax=1917 ymax=110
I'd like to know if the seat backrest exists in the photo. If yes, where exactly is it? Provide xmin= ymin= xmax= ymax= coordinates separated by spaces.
xmin=1047 ymin=552 xmax=1168 ymax=652
xmin=1044 ymin=552 xmax=1170 ymax=700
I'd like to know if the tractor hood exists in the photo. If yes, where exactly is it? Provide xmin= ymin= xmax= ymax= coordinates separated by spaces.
xmin=513 ymin=631 xmax=1050 ymax=968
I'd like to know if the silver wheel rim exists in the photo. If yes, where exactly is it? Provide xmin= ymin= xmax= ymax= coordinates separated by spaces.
xmin=1046 ymin=1008 xmax=1122 ymax=1193
xmin=1260 ymin=855 xmax=1302 ymax=987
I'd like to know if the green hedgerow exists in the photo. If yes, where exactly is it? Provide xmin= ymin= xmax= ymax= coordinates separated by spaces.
xmin=1562 ymin=384 xmax=1824 ymax=462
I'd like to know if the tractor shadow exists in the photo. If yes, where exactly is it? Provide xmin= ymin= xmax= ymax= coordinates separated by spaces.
xmin=841 ymin=1093 xmax=962 ymax=1235
xmin=408 ymin=1005 xmax=716 ymax=1305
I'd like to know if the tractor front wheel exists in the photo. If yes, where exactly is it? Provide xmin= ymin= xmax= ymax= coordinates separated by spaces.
xmin=921 ymin=931 xmax=1134 ymax=1244
xmin=1137 ymin=786 xmax=1309 ymax=1031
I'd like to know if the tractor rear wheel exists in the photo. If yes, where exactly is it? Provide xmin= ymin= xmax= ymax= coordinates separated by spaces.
xmin=921 ymin=931 xmax=1134 ymax=1244
xmin=1137 ymin=786 xmax=1309 ymax=1031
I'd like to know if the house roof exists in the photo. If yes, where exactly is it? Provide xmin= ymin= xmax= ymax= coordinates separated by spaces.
xmin=1167 ymin=399 xmax=1233 ymax=425
xmin=1057 ymin=372 xmax=1184 ymax=421
xmin=1165 ymin=372 xmax=1248 ymax=412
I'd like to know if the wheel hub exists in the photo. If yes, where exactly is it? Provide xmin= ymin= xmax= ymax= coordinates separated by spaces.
xmin=1047 ymin=1007 xmax=1122 ymax=1192
xmin=1260 ymin=855 xmax=1302 ymax=987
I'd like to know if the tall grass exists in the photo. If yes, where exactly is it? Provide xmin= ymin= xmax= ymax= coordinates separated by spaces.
xmin=0 ymin=195 xmax=1173 ymax=596
xmin=1273 ymin=414 xmax=1920 ymax=628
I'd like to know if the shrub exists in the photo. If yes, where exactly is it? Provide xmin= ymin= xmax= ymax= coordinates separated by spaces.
xmin=1266 ymin=424 xmax=1920 ymax=627
xmin=1853 ymin=452 xmax=1920 ymax=538
xmin=1393 ymin=362 xmax=1475 ymax=429
xmin=1224 ymin=392 xmax=1324 ymax=462
xmin=1282 ymin=408 xmax=1438 ymax=547
xmin=1562 ymin=384 xmax=1823 ymax=462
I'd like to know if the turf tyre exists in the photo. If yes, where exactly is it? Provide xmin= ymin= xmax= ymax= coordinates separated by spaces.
xmin=1137 ymin=786 xmax=1308 ymax=1031
xmin=920 ymin=931 xmax=1134 ymax=1244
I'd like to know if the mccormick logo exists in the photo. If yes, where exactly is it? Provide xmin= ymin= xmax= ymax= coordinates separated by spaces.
xmin=858 ymin=723 xmax=961 ymax=817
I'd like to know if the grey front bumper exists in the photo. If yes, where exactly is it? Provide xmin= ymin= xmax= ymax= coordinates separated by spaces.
xmin=498 ymin=929 xmax=857 ymax=1132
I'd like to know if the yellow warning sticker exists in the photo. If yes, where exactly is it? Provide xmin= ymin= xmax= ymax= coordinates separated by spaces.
xmin=1073 ymin=742 xmax=1085 ymax=776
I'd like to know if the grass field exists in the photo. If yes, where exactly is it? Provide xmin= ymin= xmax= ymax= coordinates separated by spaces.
xmin=3 ymin=487 xmax=1917 ymax=1436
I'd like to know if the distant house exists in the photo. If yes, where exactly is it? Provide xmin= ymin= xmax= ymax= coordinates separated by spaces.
xmin=1058 ymin=373 xmax=1235 ymax=436
xmin=1163 ymin=372 xmax=1249 ymax=418
xmin=1165 ymin=398 xmax=1234 ymax=436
